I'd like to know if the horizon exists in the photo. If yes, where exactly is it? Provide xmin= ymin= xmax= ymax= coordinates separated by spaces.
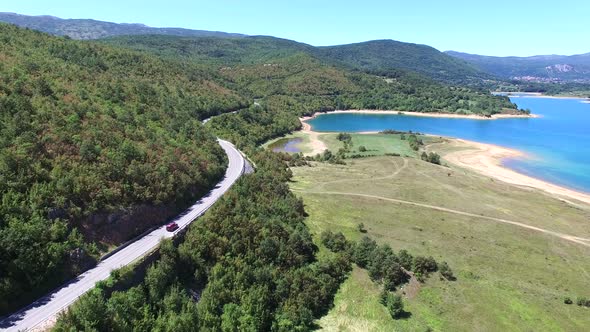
xmin=4 ymin=11 xmax=590 ymax=58
xmin=2 ymin=0 xmax=589 ymax=57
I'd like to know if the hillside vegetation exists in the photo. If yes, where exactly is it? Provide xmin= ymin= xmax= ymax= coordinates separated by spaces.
xmin=104 ymin=35 xmax=490 ymax=85
xmin=317 ymin=40 xmax=491 ymax=85
xmin=0 ymin=23 xmax=247 ymax=314
xmin=0 ymin=13 xmax=492 ymax=85
xmin=104 ymin=34 xmax=519 ymax=119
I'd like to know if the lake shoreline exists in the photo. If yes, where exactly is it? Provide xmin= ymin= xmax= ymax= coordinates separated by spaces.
xmin=300 ymin=119 xmax=327 ymax=155
xmin=301 ymin=109 xmax=539 ymax=121
xmin=297 ymin=118 xmax=590 ymax=205
xmin=433 ymin=138 xmax=590 ymax=205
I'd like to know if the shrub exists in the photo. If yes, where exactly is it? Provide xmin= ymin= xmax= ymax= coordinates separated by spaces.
xmin=357 ymin=223 xmax=367 ymax=233
xmin=407 ymin=134 xmax=423 ymax=151
xmin=380 ymin=291 xmax=405 ymax=319
xmin=576 ymin=297 xmax=590 ymax=307
xmin=352 ymin=236 xmax=378 ymax=268
xmin=320 ymin=230 xmax=351 ymax=252
xmin=412 ymin=256 xmax=438 ymax=281
xmin=337 ymin=133 xmax=352 ymax=142
xmin=438 ymin=261 xmax=455 ymax=281
xmin=397 ymin=250 xmax=413 ymax=271
xmin=421 ymin=151 xmax=441 ymax=165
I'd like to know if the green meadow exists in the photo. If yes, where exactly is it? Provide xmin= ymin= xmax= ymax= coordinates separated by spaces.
xmin=285 ymin=133 xmax=590 ymax=331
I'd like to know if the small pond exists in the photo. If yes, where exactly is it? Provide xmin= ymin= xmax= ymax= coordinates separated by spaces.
xmin=268 ymin=137 xmax=303 ymax=153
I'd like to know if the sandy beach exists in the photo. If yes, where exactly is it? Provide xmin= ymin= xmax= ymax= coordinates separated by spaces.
xmin=440 ymin=139 xmax=590 ymax=205
xmin=305 ymin=109 xmax=539 ymax=121
xmin=299 ymin=117 xmax=327 ymax=155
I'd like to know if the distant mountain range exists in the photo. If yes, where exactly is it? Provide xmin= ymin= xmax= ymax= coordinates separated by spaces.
xmin=5 ymin=12 xmax=587 ymax=84
xmin=0 ymin=12 xmax=245 ymax=39
xmin=0 ymin=12 xmax=490 ymax=85
xmin=446 ymin=51 xmax=590 ymax=82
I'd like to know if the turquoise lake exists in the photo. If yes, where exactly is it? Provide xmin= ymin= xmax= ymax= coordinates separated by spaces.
xmin=307 ymin=96 xmax=590 ymax=193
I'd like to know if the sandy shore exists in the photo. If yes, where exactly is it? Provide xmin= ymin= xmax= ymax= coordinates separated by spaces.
xmin=441 ymin=139 xmax=590 ymax=205
xmin=305 ymin=109 xmax=539 ymax=121
xmin=299 ymin=117 xmax=327 ymax=155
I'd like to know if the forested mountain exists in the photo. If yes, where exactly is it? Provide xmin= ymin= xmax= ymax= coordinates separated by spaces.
xmin=3 ymin=13 xmax=496 ymax=85
xmin=103 ymin=35 xmax=314 ymax=65
xmin=0 ymin=23 xmax=247 ymax=314
xmin=103 ymin=35 xmax=518 ymax=118
xmin=446 ymin=50 xmax=590 ymax=81
xmin=0 ymin=12 xmax=245 ymax=39
xmin=106 ymin=35 xmax=492 ymax=85
xmin=316 ymin=40 xmax=492 ymax=85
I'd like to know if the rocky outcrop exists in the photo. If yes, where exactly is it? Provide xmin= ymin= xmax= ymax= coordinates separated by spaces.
xmin=79 ymin=203 xmax=179 ymax=245
xmin=545 ymin=64 xmax=576 ymax=74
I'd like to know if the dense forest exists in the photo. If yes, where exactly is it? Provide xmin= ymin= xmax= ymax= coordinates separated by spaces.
xmin=54 ymin=151 xmax=352 ymax=331
xmin=316 ymin=40 xmax=491 ymax=85
xmin=102 ymin=36 xmax=513 ymax=108
xmin=104 ymin=35 xmax=520 ymax=116
xmin=0 ymin=23 xmax=248 ymax=314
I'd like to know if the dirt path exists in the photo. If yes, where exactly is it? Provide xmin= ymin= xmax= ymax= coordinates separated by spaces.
xmin=293 ymin=190 xmax=590 ymax=248
xmin=300 ymin=119 xmax=327 ymax=156
xmin=400 ymin=267 xmax=421 ymax=299
xmin=317 ymin=157 xmax=409 ymax=189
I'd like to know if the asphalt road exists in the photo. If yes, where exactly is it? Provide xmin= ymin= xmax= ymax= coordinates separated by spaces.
xmin=0 ymin=139 xmax=245 ymax=332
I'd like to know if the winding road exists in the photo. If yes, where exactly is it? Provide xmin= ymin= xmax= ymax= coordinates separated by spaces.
xmin=0 ymin=139 xmax=247 ymax=332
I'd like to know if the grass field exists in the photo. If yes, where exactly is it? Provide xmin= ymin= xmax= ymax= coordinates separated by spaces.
xmin=318 ymin=133 xmax=439 ymax=158
xmin=287 ymin=134 xmax=590 ymax=331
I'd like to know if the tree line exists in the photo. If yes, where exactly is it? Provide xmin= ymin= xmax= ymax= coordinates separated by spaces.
xmin=321 ymin=230 xmax=454 ymax=320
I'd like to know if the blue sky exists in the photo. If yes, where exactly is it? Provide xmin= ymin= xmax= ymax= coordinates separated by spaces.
xmin=3 ymin=0 xmax=589 ymax=56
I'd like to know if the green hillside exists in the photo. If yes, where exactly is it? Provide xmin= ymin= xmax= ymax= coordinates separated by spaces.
xmin=1 ymin=13 xmax=509 ymax=85
xmin=316 ymin=40 xmax=492 ymax=84
xmin=105 ymin=35 xmax=492 ymax=86
xmin=102 ymin=34 xmax=518 ymax=119
xmin=102 ymin=35 xmax=312 ymax=65
xmin=0 ymin=23 xmax=247 ymax=314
